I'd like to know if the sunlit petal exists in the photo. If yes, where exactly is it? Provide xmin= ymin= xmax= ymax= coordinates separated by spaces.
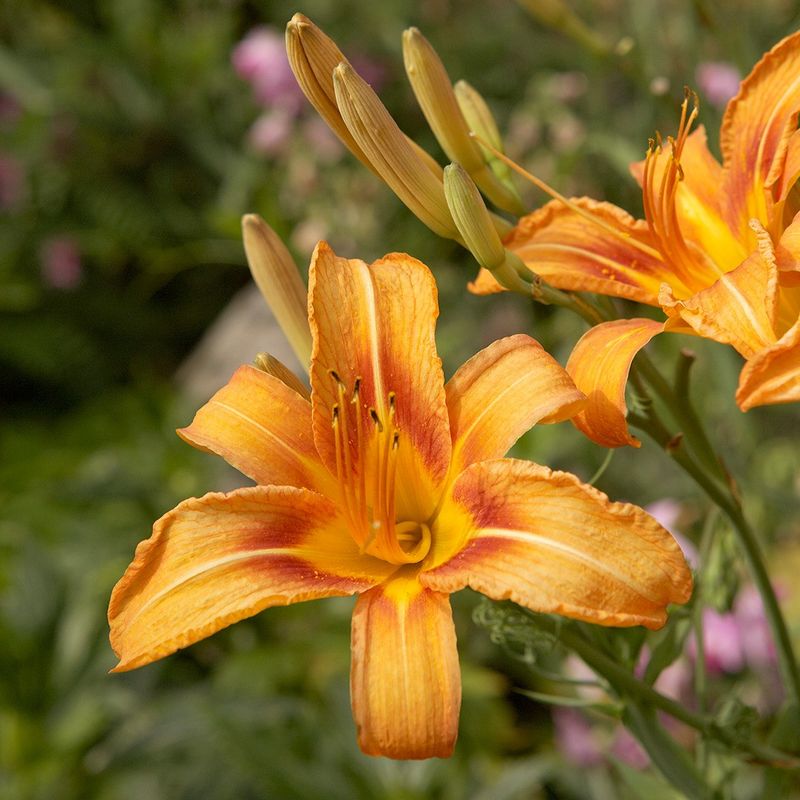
xmin=446 ymin=334 xmax=584 ymax=472
xmin=565 ymin=318 xmax=664 ymax=448
xmin=178 ymin=364 xmax=333 ymax=494
xmin=350 ymin=572 xmax=461 ymax=759
xmin=308 ymin=242 xmax=451 ymax=521
xmin=504 ymin=197 xmax=677 ymax=305
xmin=660 ymin=243 xmax=778 ymax=359
xmin=422 ymin=460 xmax=692 ymax=629
xmin=720 ymin=30 xmax=800 ymax=244
xmin=630 ymin=126 xmax=747 ymax=272
xmin=737 ymin=317 xmax=800 ymax=410
xmin=109 ymin=486 xmax=396 ymax=672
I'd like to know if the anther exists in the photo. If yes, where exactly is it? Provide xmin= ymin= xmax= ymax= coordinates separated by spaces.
xmin=392 ymin=430 xmax=400 ymax=449
xmin=352 ymin=376 xmax=361 ymax=400
xmin=369 ymin=408 xmax=383 ymax=431
xmin=329 ymin=368 xmax=344 ymax=386
xmin=332 ymin=403 xmax=340 ymax=423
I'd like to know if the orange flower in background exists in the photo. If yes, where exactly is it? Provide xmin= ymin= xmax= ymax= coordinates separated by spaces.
xmin=483 ymin=31 xmax=800 ymax=445
xmin=108 ymin=240 xmax=691 ymax=759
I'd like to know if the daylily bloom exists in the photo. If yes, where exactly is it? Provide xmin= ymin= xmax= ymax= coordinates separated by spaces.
xmin=492 ymin=31 xmax=800 ymax=444
xmin=108 ymin=241 xmax=691 ymax=759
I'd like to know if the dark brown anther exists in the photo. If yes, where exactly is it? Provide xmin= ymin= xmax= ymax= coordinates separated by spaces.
xmin=329 ymin=368 xmax=343 ymax=386
xmin=369 ymin=407 xmax=383 ymax=431
xmin=392 ymin=431 xmax=400 ymax=449
xmin=352 ymin=376 xmax=362 ymax=400
xmin=332 ymin=403 xmax=340 ymax=425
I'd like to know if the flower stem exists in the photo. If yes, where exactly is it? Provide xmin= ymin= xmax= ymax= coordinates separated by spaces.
xmin=628 ymin=395 xmax=800 ymax=711
xmin=528 ymin=613 xmax=799 ymax=768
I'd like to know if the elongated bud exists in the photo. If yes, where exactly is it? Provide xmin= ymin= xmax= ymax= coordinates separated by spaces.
xmin=402 ymin=28 xmax=524 ymax=215
xmin=454 ymin=80 xmax=513 ymax=183
xmin=285 ymin=14 xmax=378 ymax=175
xmin=242 ymin=214 xmax=312 ymax=371
xmin=254 ymin=352 xmax=311 ymax=399
xmin=444 ymin=164 xmax=528 ymax=291
xmin=333 ymin=62 xmax=460 ymax=240
xmin=516 ymin=0 xmax=609 ymax=56
xmin=286 ymin=14 xmax=442 ymax=183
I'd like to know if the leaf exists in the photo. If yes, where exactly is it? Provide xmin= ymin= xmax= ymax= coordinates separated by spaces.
xmin=643 ymin=609 xmax=693 ymax=685
xmin=515 ymin=688 xmax=621 ymax=717
xmin=612 ymin=759 xmax=686 ymax=800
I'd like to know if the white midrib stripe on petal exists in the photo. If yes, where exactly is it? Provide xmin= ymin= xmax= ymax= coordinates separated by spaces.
xmin=477 ymin=528 xmax=659 ymax=601
xmin=126 ymin=547 xmax=303 ymax=627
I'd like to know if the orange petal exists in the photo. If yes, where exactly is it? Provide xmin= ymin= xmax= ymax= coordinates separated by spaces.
xmin=308 ymin=242 xmax=451 ymax=520
xmin=565 ymin=319 xmax=664 ymax=448
xmin=630 ymin=126 xmax=747 ymax=273
xmin=776 ymin=211 xmax=800 ymax=289
xmin=720 ymin=30 xmax=800 ymax=244
xmin=773 ymin=128 xmax=800 ymax=207
xmin=660 ymin=237 xmax=778 ymax=359
xmin=467 ymin=265 xmax=505 ymax=295
xmin=736 ymin=317 xmax=800 ymax=410
xmin=109 ymin=486 xmax=395 ymax=672
xmin=178 ymin=364 xmax=333 ymax=495
xmin=422 ymin=460 xmax=692 ymax=629
xmin=350 ymin=572 xmax=461 ymax=759
xmin=446 ymin=334 xmax=585 ymax=472
xmin=504 ymin=197 xmax=676 ymax=305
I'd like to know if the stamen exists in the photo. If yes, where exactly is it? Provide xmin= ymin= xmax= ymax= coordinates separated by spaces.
xmin=469 ymin=131 xmax=662 ymax=261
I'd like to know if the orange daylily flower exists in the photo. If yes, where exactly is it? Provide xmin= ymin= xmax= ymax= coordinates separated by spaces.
xmin=108 ymin=242 xmax=692 ymax=759
xmin=493 ymin=31 xmax=800 ymax=445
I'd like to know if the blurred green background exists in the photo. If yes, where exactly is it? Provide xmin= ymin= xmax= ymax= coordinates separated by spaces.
xmin=3 ymin=1 xmax=800 ymax=797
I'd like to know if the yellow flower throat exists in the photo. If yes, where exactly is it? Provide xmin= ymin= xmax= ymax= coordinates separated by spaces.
xmin=329 ymin=370 xmax=431 ymax=565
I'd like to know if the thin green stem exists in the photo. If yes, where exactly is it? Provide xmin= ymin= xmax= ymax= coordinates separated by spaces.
xmin=529 ymin=615 xmax=799 ymax=768
xmin=623 ymin=705 xmax=710 ymax=800
xmin=628 ymin=406 xmax=800 ymax=710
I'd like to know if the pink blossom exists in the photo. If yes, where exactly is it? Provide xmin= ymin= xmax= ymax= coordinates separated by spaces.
xmin=0 ymin=92 xmax=21 ymax=128
xmin=0 ymin=154 xmax=24 ymax=210
xmin=696 ymin=62 xmax=741 ymax=108
xmin=735 ymin=585 xmax=777 ymax=671
xmin=232 ymin=27 xmax=303 ymax=113
xmin=40 ymin=236 xmax=82 ymax=290
xmin=552 ymin=707 xmax=603 ymax=767
xmin=694 ymin=609 xmax=745 ymax=674
xmin=248 ymin=110 xmax=293 ymax=155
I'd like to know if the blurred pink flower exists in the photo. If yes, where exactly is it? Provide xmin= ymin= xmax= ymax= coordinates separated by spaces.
xmin=0 ymin=154 xmax=24 ymax=210
xmin=232 ymin=27 xmax=304 ymax=114
xmin=734 ymin=585 xmax=778 ymax=671
xmin=552 ymin=707 xmax=604 ymax=767
xmin=695 ymin=609 xmax=745 ymax=674
xmin=687 ymin=584 xmax=779 ymax=676
xmin=0 ymin=92 xmax=21 ymax=128
xmin=302 ymin=116 xmax=344 ymax=162
xmin=696 ymin=61 xmax=741 ymax=108
xmin=646 ymin=500 xmax=698 ymax=569
xmin=40 ymin=236 xmax=82 ymax=290
xmin=248 ymin=110 xmax=293 ymax=155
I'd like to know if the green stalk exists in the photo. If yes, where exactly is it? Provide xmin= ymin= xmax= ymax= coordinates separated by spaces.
xmin=528 ymin=614 xmax=798 ymax=768
xmin=623 ymin=705 xmax=709 ymax=800
xmin=627 ymin=406 xmax=800 ymax=710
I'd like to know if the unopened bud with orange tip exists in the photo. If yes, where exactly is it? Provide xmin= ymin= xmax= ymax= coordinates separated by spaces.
xmin=333 ymin=61 xmax=461 ymax=241
xmin=242 ymin=214 xmax=312 ymax=371
xmin=402 ymin=28 xmax=525 ymax=215
xmin=443 ymin=163 xmax=529 ymax=292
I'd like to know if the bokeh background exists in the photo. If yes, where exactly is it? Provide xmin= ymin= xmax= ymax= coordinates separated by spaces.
xmin=3 ymin=1 xmax=800 ymax=797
